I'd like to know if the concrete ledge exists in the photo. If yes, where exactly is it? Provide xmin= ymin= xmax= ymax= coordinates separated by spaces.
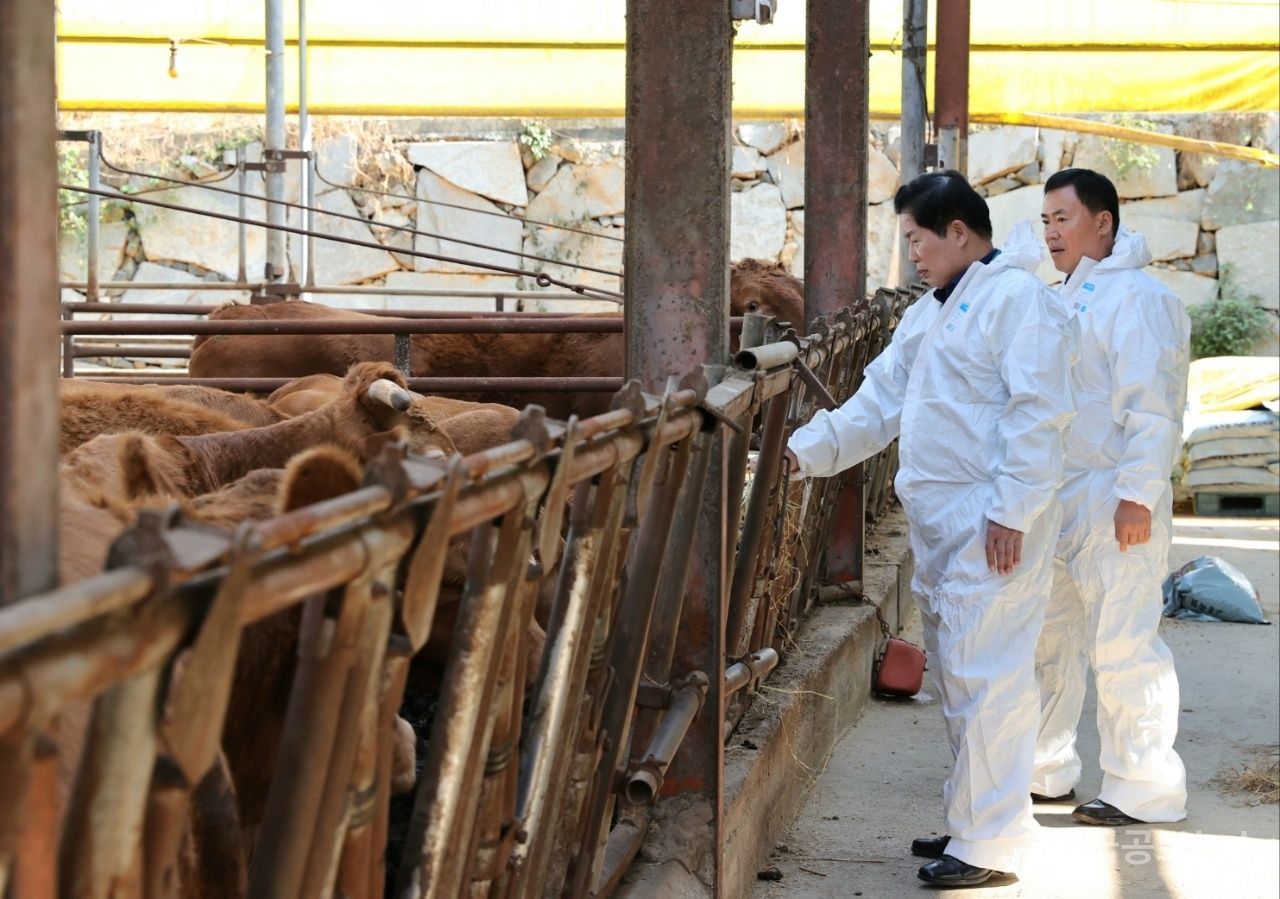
xmin=619 ymin=505 xmax=913 ymax=898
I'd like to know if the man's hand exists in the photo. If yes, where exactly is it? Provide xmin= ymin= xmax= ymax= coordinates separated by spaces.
xmin=782 ymin=448 xmax=805 ymax=481
xmin=985 ymin=520 xmax=1024 ymax=575
xmin=1114 ymin=499 xmax=1152 ymax=552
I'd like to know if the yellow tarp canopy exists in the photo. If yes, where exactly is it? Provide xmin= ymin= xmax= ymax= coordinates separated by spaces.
xmin=56 ymin=0 xmax=1280 ymax=116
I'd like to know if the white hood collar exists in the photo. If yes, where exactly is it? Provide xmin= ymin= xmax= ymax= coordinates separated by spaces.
xmin=994 ymin=221 xmax=1048 ymax=274
xmin=1093 ymin=225 xmax=1152 ymax=273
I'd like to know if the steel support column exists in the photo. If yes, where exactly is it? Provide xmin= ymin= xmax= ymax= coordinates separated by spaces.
xmin=623 ymin=2 xmax=731 ymax=894
xmin=807 ymin=0 xmax=871 ymax=584
xmin=934 ymin=0 xmax=971 ymax=174
xmin=0 ymin=0 xmax=59 ymax=606
xmin=803 ymin=0 xmax=870 ymax=327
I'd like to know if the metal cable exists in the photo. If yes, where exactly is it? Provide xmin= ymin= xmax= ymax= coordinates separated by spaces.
xmin=313 ymin=160 xmax=626 ymax=244
xmin=61 ymin=182 xmax=624 ymax=300
xmin=59 ymin=159 xmax=238 ymax=209
xmin=96 ymin=148 xmax=625 ymax=281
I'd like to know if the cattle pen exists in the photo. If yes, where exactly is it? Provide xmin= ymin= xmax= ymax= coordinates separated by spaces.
xmin=0 ymin=2 xmax=926 ymax=897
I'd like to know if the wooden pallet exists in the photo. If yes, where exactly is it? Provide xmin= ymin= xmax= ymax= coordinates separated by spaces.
xmin=1193 ymin=491 xmax=1280 ymax=517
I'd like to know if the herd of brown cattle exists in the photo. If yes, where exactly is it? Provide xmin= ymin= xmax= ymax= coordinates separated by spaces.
xmin=48 ymin=259 xmax=804 ymax=893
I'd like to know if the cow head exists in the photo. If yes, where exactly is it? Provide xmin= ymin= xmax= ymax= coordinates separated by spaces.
xmin=730 ymin=258 xmax=805 ymax=331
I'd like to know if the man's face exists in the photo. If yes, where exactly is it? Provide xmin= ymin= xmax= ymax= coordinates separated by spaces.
xmin=1041 ymin=185 xmax=1112 ymax=275
xmin=900 ymin=213 xmax=969 ymax=287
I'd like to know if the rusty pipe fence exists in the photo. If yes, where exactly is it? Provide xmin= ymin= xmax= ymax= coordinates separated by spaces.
xmin=0 ymin=292 xmax=917 ymax=898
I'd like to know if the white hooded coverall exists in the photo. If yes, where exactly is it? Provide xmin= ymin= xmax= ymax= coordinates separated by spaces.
xmin=789 ymin=224 xmax=1074 ymax=872
xmin=1032 ymin=226 xmax=1190 ymax=822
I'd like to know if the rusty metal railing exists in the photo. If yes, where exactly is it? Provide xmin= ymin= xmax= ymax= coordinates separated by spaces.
xmin=1 ymin=294 xmax=915 ymax=897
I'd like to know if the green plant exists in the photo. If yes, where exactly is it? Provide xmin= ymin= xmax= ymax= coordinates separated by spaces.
xmin=1189 ymin=269 xmax=1272 ymax=358
xmin=57 ymin=145 xmax=87 ymax=235
xmin=1104 ymin=115 xmax=1161 ymax=177
xmin=519 ymin=120 xmax=554 ymax=161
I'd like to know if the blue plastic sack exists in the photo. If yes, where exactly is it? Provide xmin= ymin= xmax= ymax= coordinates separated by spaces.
xmin=1161 ymin=556 xmax=1270 ymax=624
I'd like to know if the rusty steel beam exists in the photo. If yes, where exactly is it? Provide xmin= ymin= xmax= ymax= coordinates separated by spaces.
xmin=74 ymin=375 xmax=626 ymax=394
xmin=934 ymin=0 xmax=971 ymax=172
xmin=623 ymin=3 xmax=732 ymax=894
xmin=0 ymin=0 xmax=59 ymax=609
xmin=804 ymin=0 xmax=871 ymax=326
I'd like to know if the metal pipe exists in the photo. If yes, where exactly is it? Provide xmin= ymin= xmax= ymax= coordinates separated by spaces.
xmin=237 ymin=146 xmax=248 ymax=283
xmin=74 ymin=375 xmax=627 ymax=394
xmin=723 ymin=647 xmax=780 ymax=697
xmin=726 ymin=392 xmax=789 ymax=658
xmin=264 ymin=0 xmax=287 ymax=282
xmin=733 ymin=340 xmax=800 ymax=371
xmin=934 ymin=0 xmax=971 ymax=173
xmin=0 ymin=569 xmax=152 ymax=657
xmin=63 ymin=317 xmax=630 ymax=335
xmin=298 ymin=0 xmax=313 ymax=291
xmin=72 ymin=345 xmax=190 ymax=358
xmin=86 ymin=132 xmax=101 ymax=302
xmin=623 ymin=673 xmax=709 ymax=806
xmin=899 ymin=0 xmax=927 ymax=283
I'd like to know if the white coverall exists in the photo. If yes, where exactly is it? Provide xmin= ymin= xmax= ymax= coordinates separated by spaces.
xmin=1032 ymin=226 xmax=1190 ymax=822
xmin=789 ymin=224 xmax=1074 ymax=872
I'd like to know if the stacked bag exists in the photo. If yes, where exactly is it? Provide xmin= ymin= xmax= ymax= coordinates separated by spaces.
xmin=1181 ymin=408 xmax=1279 ymax=496
xmin=1175 ymin=357 xmax=1280 ymax=510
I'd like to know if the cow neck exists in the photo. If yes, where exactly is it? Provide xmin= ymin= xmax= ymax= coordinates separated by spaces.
xmin=174 ymin=407 xmax=348 ymax=495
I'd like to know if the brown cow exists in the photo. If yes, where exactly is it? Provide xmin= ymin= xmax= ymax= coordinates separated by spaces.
xmin=61 ymin=363 xmax=419 ymax=507
xmin=268 ymin=375 xmax=519 ymax=457
xmin=188 ymin=259 xmax=806 ymax=418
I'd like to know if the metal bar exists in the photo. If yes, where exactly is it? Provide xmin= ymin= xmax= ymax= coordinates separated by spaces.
xmin=61 ymin=317 xmax=631 ymax=336
xmin=61 ymin=285 xmax=620 ymax=303
xmin=733 ymin=340 xmax=800 ymax=371
xmin=723 ymin=648 xmax=780 ymax=697
xmin=623 ymin=674 xmax=708 ymax=806
xmin=726 ymin=392 xmax=789 ymax=658
xmin=899 ymin=0 xmax=927 ymax=283
xmin=86 ymin=132 xmax=101 ymax=302
xmin=934 ymin=0 xmax=971 ymax=172
xmin=264 ymin=0 xmax=287 ymax=282
xmin=237 ymin=147 xmax=248 ymax=284
xmin=804 ymin=0 xmax=870 ymax=326
xmin=298 ymin=0 xmax=313 ymax=291
xmin=0 ymin=569 xmax=152 ymax=657
xmin=74 ymin=375 xmax=626 ymax=394
xmin=0 ymin=0 xmax=60 ymax=610
xmin=72 ymin=345 xmax=190 ymax=358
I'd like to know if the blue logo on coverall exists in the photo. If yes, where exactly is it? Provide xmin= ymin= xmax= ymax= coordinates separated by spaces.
xmin=945 ymin=302 xmax=970 ymax=332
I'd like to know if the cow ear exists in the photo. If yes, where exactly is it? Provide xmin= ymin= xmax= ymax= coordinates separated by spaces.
xmin=118 ymin=433 xmax=165 ymax=502
xmin=277 ymin=445 xmax=362 ymax=513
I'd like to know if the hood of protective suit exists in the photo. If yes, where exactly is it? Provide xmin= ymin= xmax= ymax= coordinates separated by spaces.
xmin=996 ymin=221 xmax=1048 ymax=276
xmin=1092 ymin=225 xmax=1152 ymax=273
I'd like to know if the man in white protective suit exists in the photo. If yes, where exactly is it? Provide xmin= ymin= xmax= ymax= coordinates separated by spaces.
xmin=1032 ymin=168 xmax=1190 ymax=827
xmin=784 ymin=171 xmax=1075 ymax=887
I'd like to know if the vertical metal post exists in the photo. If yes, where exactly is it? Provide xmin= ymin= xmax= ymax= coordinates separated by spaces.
xmin=237 ymin=147 xmax=248 ymax=284
xmin=298 ymin=0 xmax=314 ymax=293
xmin=264 ymin=0 xmax=287 ymax=282
xmin=623 ymin=1 xmax=731 ymax=894
xmin=0 ymin=0 xmax=59 ymax=606
xmin=807 ymin=0 xmax=871 ymax=583
xmin=934 ymin=0 xmax=971 ymax=174
xmin=898 ymin=0 xmax=928 ymax=283
xmin=86 ymin=132 xmax=101 ymax=302
xmin=804 ymin=0 xmax=871 ymax=328
xmin=0 ymin=2 xmax=58 ymax=883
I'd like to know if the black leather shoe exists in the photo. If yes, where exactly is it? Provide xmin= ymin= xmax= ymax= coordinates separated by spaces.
xmin=1072 ymin=798 xmax=1144 ymax=826
xmin=918 ymin=855 xmax=1014 ymax=887
xmin=1031 ymin=788 xmax=1076 ymax=803
xmin=910 ymin=835 xmax=950 ymax=858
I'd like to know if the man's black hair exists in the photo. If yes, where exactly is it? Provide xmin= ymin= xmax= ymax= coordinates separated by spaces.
xmin=892 ymin=170 xmax=993 ymax=240
xmin=1043 ymin=168 xmax=1120 ymax=236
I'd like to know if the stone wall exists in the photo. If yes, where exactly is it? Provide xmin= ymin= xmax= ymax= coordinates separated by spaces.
xmin=59 ymin=112 xmax=1279 ymax=358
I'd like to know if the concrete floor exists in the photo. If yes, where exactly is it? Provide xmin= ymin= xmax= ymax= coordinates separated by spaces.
xmin=753 ymin=515 xmax=1280 ymax=898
